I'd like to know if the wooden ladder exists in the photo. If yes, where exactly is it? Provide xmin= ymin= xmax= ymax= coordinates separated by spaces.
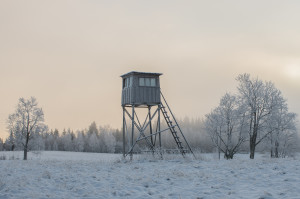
xmin=160 ymin=92 xmax=196 ymax=158
xmin=161 ymin=105 xmax=186 ymax=155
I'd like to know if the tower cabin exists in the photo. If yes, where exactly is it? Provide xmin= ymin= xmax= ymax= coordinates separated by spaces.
xmin=121 ymin=71 xmax=162 ymax=106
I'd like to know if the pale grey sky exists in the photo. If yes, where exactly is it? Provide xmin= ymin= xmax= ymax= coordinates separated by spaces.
xmin=1 ymin=0 xmax=300 ymax=139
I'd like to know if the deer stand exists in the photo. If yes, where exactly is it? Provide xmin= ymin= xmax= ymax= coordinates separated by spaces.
xmin=121 ymin=72 xmax=195 ymax=160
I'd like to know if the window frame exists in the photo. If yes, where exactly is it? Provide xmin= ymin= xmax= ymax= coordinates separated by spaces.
xmin=139 ymin=78 xmax=145 ymax=86
xmin=139 ymin=77 xmax=157 ymax=87
xmin=123 ymin=77 xmax=132 ymax=89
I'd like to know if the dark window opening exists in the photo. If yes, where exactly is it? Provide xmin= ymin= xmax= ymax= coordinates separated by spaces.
xmin=139 ymin=78 xmax=156 ymax=87
xmin=123 ymin=77 xmax=133 ymax=89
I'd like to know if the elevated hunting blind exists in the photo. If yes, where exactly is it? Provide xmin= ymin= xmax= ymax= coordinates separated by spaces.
xmin=121 ymin=71 xmax=162 ymax=106
xmin=121 ymin=71 xmax=195 ymax=159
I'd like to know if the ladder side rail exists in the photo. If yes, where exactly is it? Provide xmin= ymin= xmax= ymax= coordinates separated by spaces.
xmin=161 ymin=106 xmax=185 ymax=154
xmin=160 ymin=91 xmax=196 ymax=158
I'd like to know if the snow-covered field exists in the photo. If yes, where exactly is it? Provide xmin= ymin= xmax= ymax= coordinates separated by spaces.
xmin=0 ymin=151 xmax=299 ymax=199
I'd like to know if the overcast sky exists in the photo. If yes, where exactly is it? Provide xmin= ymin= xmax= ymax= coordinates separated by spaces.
xmin=1 ymin=0 xmax=300 ymax=139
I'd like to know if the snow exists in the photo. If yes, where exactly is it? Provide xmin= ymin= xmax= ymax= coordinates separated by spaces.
xmin=0 ymin=151 xmax=300 ymax=199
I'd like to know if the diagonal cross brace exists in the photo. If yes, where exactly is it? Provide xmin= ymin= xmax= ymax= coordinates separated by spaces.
xmin=124 ymin=107 xmax=159 ymax=153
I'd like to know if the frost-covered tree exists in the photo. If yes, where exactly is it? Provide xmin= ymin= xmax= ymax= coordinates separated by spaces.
xmin=236 ymin=74 xmax=299 ymax=159
xmin=204 ymin=74 xmax=298 ymax=159
xmin=52 ymin=129 xmax=59 ymax=151
xmin=7 ymin=97 xmax=45 ymax=160
xmin=5 ymin=130 xmax=15 ymax=151
xmin=101 ymin=126 xmax=117 ymax=153
xmin=29 ymin=125 xmax=48 ymax=151
xmin=266 ymin=96 xmax=297 ymax=158
xmin=0 ymin=138 xmax=3 ymax=151
xmin=279 ymin=129 xmax=298 ymax=157
xmin=205 ymin=93 xmax=247 ymax=159
xmin=237 ymin=74 xmax=284 ymax=159
xmin=60 ymin=129 xmax=75 ymax=151
xmin=113 ymin=129 xmax=123 ymax=153
xmin=43 ymin=131 xmax=53 ymax=151
xmin=88 ymin=122 xmax=99 ymax=136
xmin=75 ymin=130 xmax=85 ymax=152
xmin=88 ymin=133 xmax=100 ymax=152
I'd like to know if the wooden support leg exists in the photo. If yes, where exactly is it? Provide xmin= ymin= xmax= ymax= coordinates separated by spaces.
xmin=131 ymin=106 xmax=135 ymax=160
xmin=122 ymin=107 xmax=126 ymax=158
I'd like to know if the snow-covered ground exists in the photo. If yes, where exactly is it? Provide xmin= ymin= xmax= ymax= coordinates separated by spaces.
xmin=0 ymin=151 xmax=299 ymax=199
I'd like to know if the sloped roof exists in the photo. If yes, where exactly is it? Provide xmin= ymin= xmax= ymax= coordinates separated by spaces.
xmin=121 ymin=71 xmax=163 ymax=78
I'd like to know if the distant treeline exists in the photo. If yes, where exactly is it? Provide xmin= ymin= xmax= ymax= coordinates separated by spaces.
xmin=1 ymin=117 xmax=298 ymax=155
xmin=0 ymin=119 xmax=215 ymax=154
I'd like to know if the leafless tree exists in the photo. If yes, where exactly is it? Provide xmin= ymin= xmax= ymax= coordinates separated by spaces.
xmin=7 ymin=97 xmax=44 ymax=160
xmin=236 ymin=74 xmax=287 ymax=159
xmin=266 ymin=96 xmax=297 ymax=158
xmin=205 ymin=93 xmax=247 ymax=159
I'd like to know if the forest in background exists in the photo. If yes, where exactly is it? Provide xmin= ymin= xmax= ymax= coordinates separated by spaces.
xmin=0 ymin=119 xmax=213 ymax=154
xmin=1 ymin=117 xmax=299 ymax=157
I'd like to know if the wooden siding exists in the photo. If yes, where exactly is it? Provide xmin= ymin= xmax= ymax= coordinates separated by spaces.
xmin=122 ymin=87 xmax=133 ymax=105
xmin=134 ymin=87 xmax=160 ymax=105
xmin=122 ymin=87 xmax=161 ymax=105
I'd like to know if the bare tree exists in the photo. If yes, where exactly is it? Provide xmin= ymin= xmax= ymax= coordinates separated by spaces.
xmin=236 ymin=74 xmax=286 ymax=159
xmin=266 ymin=97 xmax=297 ymax=158
xmin=7 ymin=97 xmax=45 ymax=160
xmin=205 ymin=93 xmax=247 ymax=159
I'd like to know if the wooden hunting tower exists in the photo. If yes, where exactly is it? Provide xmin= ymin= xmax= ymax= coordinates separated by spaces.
xmin=121 ymin=71 xmax=194 ymax=159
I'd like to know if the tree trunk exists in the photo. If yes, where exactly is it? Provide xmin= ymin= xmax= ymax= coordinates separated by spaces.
xmin=224 ymin=150 xmax=234 ymax=159
xmin=270 ymin=133 xmax=274 ymax=158
xmin=271 ymin=148 xmax=274 ymax=158
xmin=216 ymin=135 xmax=220 ymax=160
xmin=24 ymin=131 xmax=30 ymax=160
xmin=249 ymin=123 xmax=258 ymax=159
xmin=274 ymin=141 xmax=279 ymax=158
xmin=23 ymin=146 xmax=27 ymax=160
xmin=249 ymin=136 xmax=256 ymax=159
